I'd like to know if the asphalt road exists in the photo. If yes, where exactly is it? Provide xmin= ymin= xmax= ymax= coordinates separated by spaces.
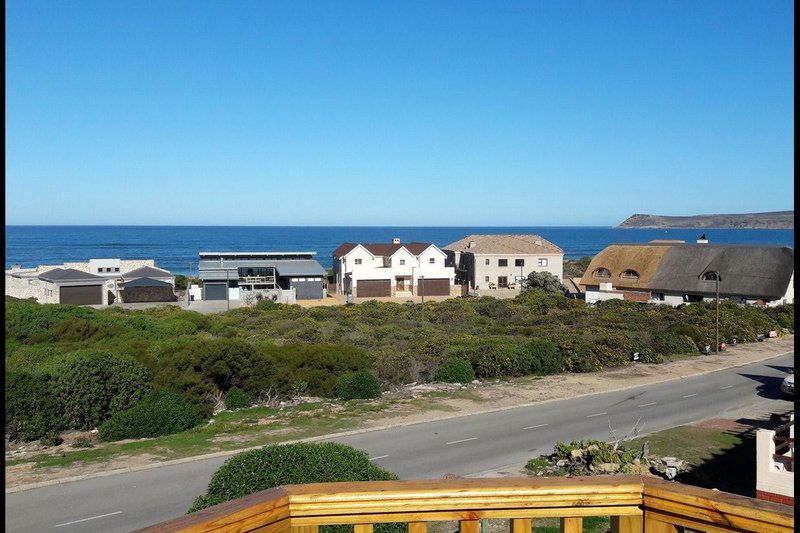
xmin=5 ymin=352 xmax=794 ymax=532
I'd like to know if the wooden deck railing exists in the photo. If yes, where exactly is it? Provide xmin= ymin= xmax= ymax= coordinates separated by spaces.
xmin=137 ymin=476 xmax=794 ymax=533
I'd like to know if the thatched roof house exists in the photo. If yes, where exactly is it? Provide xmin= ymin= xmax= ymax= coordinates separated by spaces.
xmin=580 ymin=242 xmax=794 ymax=304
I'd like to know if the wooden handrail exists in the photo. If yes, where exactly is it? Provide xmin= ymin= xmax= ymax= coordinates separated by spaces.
xmin=138 ymin=476 xmax=794 ymax=533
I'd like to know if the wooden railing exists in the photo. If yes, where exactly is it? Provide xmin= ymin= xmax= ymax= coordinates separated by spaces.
xmin=137 ymin=476 xmax=794 ymax=533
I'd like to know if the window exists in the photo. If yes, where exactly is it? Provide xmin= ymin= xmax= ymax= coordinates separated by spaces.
xmin=355 ymin=258 xmax=362 ymax=265
xmin=429 ymin=258 xmax=435 ymax=264
xmin=399 ymin=259 xmax=405 ymax=265
xmin=538 ymin=258 xmax=548 ymax=267
xmin=97 ymin=268 xmax=103 ymax=273
xmin=700 ymin=271 xmax=720 ymax=281
xmin=593 ymin=268 xmax=611 ymax=278
xmin=515 ymin=259 xmax=524 ymax=267
xmin=654 ymin=293 xmax=665 ymax=301
xmin=106 ymin=267 xmax=113 ymax=272
xmin=498 ymin=259 xmax=508 ymax=267
xmin=485 ymin=276 xmax=490 ymax=282
xmin=485 ymin=259 xmax=490 ymax=265
xmin=620 ymin=269 xmax=640 ymax=280
xmin=114 ymin=267 xmax=120 ymax=272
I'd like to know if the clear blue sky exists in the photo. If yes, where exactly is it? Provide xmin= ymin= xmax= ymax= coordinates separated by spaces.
xmin=6 ymin=1 xmax=794 ymax=226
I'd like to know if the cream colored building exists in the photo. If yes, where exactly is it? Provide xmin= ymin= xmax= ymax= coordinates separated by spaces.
xmin=443 ymin=234 xmax=564 ymax=291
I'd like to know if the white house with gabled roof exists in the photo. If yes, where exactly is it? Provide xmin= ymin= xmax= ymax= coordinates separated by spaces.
xmin=332 ymin=238 xmax=455 ymax=298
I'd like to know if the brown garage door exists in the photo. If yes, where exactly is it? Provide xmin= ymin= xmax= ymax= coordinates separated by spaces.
xmin=59 ymin=285 xmax=103 ymax=305
xmin=417 ymin=278 xmax=450 ymax=296
xmin=356 ymin=279 xmax=391 ymax=298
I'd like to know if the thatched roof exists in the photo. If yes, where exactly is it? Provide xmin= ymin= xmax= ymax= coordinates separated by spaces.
xmin=580 ymin=243 xmax=794 ymax=299
xmin=578 ymin=245 xmax=671 ymax=290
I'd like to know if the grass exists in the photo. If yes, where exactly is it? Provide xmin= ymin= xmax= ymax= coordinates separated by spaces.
xmin=624 ymin=424 xmax=755 ymax=496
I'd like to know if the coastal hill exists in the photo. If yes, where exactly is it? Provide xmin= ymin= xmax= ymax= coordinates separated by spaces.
xmin=617 ymin=211 xmax=794 ymax=229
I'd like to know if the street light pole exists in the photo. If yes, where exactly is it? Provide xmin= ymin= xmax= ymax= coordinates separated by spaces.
xmin=715 ymin=273 xmax=720 ymax=354
xmin=420 ymin=275 xmax=425 ymax=324
xmin=226 ymin=269 xmax=230 ymax=311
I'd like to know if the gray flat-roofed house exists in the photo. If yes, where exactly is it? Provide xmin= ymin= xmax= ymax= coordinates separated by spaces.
xmin=37 ymin=268 xmax=109 ymax=305
xmin=197 ymin=252 xmax=326 ymax=300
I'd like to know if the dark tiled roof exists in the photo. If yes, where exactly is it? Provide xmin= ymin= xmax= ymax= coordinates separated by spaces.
xmin=121 ymin=277 xmax=173 ymax=288
xmin=123 ymin=266 xmax=172 ymax=279
xmin=333 ymin=242 xmax=434 ymax=258
xmin=38 ymin=268 xmax=105 ymax=283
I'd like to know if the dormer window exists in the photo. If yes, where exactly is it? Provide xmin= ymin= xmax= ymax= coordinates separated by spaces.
xmin=593 ymin=268 xmax=611 ymax=279
xmin=700 ymin=271 xmax=720 ymax=281
xmin=620 ymin=269 xmax=640 ymax=280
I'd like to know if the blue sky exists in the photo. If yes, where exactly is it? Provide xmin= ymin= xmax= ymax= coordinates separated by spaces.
xmin=6 ymin=1 xmax=794 ymax=226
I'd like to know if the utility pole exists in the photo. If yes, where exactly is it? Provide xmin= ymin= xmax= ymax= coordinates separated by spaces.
xmin=420 ymin=275 xmax=425 ymax=324
xmin=715 ymin=273 xmax=720 ymax=353
xmin=226 ymin=269 xmax=230 ymax=311
xmin=187 ymin=262 xmax=192 ymax=307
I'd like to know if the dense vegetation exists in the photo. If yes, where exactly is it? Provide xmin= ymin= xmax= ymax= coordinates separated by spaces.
xmin=4 ymin=294 xmax=792 ymax=443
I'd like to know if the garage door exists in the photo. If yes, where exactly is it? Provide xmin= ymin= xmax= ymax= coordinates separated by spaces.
xmin=59 ymin=285 xmax=102 ymax=305
xmin=204 ymin=283 xmax=228 ymax=300
xmin=356 ymin=279 xmax=391 ymax=298
xmin=417 ymin=278 xmax=450 ymax=296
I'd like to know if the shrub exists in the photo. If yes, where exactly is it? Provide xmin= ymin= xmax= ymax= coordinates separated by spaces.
xmin=6 ymin=343 xmax=64 ymax=372
xmin=527 ymin=339 xmax=562 ymax=374
xmin=653 ymin=333 xmax=698 ymax=356
xmin=40 ymin=431 xmax=64 ymax=447
xmin=5 ymin=371 xmax=62 ymax=441
xmin=435 ymin=357 xmax=475 ymax=383
xmin=189 ymin=443 xmax=397 ymax=513
xmin=474 ymin=338 xmax=533 ymax=377
xmin=53 ymin=350 xmax=152 ymax=430
xmin=335 ymin=370 xmax=381 ymax=400
xmin=523 ymin=271 xmax=568 ymax=294
xmin=225 ymin=387 xmax=252 ymax=409
xmin=99 ymin=390 xmax=204 ymax=441
xmin=72 ymin=436 xmax=95 ymax=448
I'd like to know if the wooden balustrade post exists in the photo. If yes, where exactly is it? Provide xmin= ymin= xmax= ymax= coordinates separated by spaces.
xmin=354 ymin=525 xmax=374 ymax=533
xmin=642 ymin=517 xmax=675 ymax=533
xmin=610 ymin=516 xmax=643 ymax=533
xmin=559 ymin=517 xmax=582 ymax=533
xmin=408 ymin=523 xmax=428 ymax=533
xmin=511 ymin=518 xmax=532 ymax=533
xmin=460 ymin=519 xmax=480 ymax=533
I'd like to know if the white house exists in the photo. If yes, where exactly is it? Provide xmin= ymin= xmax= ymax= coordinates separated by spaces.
xmin=332 ymin=239 xmax=456 ymax=298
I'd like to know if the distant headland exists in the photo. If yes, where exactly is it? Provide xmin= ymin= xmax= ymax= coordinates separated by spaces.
xmin=617 ymin=211 xmax=794 ymax=229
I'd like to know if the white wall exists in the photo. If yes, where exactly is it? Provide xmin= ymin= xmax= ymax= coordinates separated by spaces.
xmin=756 ymin=416 xmax=794 ymax=499
xmin=472 ymin=253 xmax=563 ymax=289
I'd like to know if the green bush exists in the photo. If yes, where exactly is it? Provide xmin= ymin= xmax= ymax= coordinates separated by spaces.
xmin=435 ymin=357 xmax=475 ymax=383
xmin=474 ymin=338 xmax=533 ymax=377
xmin=225 ymin=387 xmax=252 ymax=409
xmin=40 ymin=431 xmax=64 ymax=447
xmin=653 ymin=333 xmax=698 ymax=355
xmin=527 ymin=339 xmax=563 ymax=374
xmin=335 ymin=370 xmax=381 ymax=400
xmin=5 ymin=371 xmax=62 ymax=441
xmin=189 ymin=443 xmax=397 ymax=513
xmin=6 ymin=343 xmax=64 ymax=372
xmin=53 ymin=350 xmax=152 ymax=430
xmin=99 ymin=390 xmax=204 ymax=441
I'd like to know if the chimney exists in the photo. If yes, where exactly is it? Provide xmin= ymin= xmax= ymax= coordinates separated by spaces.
xmin=696 ymin=233 xmax=708 ymax=244
xmin=392 ymin=237 xmax=400 ymax=244
xmin=468 ymin=241 xmax=476 ymax=249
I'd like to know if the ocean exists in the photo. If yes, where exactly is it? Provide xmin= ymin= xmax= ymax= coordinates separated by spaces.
xmin=5 ymin=226 xmax=794 ymax=275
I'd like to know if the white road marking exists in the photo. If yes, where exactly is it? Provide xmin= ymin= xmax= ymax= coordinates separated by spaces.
xmin=585 ymin=412 xmax=608 ymax=418
xmin=682 ymin=393 xmax=698 ymax=398
xmin=55 ymin=511 xmax=122 ymax=528
xmin=369 ymin=454 xmax=390 ymax=460
xmin=446 ymin=437 xmax=478 ymax=446
xmin=523 ymin=423 xmax=549 ymax=429
xmin=638 ymin=402 xmax=658 ymax=407
xmin=719 ymin=385 xmax=733 ymax=390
